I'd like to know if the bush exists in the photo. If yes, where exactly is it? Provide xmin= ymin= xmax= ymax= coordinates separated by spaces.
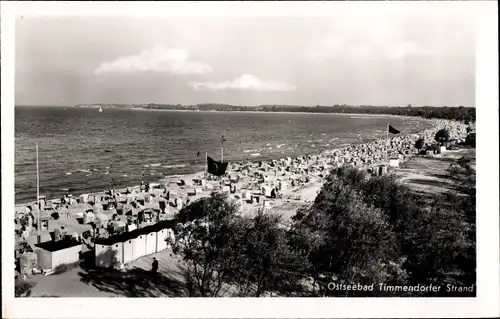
xmin=465 ymin=133 xmax=476 ymax=147
xmin=415 ymin=138 xmax=425 ymax=151
xmin=434 ymin=129 xmax=450 ymax=144
xmin=15 ymin=279 xmax=36 ymax=297
xmin=53 ymin=261 xmax=80 ymax=275
xmin=293 ymin=166 xmax=476 ymax=296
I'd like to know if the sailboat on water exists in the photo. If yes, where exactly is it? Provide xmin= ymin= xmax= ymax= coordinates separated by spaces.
xmin=99 ymin=107 xmax=103 ymax=112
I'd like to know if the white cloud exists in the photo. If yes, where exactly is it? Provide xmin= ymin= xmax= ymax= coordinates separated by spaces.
xmin=190 ymin=74 xmax=296 ymax=92
xmin=94 ymin=45 xmax=212 ymax=75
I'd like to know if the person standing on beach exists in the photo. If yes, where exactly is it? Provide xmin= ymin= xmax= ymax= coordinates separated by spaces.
xmin=152 ymin=257 xmax=159 ymax=274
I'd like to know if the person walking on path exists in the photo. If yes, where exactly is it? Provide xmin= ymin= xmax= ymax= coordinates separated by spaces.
xmin=151 ymin=257 xmax=159 ymax=274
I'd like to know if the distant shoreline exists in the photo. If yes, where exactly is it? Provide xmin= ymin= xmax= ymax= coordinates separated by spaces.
xmin=127 ymin=108 xmax=404 ymax=117
xmin=18 ymin=105 xmax=406 ymax=118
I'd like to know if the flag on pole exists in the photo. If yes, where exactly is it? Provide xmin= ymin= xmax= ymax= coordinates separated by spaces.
xmin=388 ymin=125 xmax=401 ymax=134
xmin=207 ymin=156 xmax=228 ymax=176
xmin=197 ymin=150 xmax=200 ymax=158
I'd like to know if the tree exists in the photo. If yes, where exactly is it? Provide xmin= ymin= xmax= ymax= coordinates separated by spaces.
xmin=434 ymin=129 xmax=450 ymax=145
xmin=415 ymin=138 xmax=425 ymax=154
xmin=293 ymin=172 xmax=404 ymax=296
xmin=170 ymin=193 xmax=241 ymax=296
xmin=231 ymin=211 xmax=310 ymax=296
xmin=170 ymin=194 xmax=310 ymax=297
xmin=295 ymin=166 xmax=476 ymax=296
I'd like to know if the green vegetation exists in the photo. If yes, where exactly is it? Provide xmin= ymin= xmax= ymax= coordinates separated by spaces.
xmin=170 ymin=158 xmax=476 ymax=296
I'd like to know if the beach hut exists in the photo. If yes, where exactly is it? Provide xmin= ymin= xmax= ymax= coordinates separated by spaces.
xmin=126 ymin=194 xmax=135 ymax=204
xmin=83 ymin=210 xmax=95 ymax=224
xmin=389 ymin=159 xmax=400 ymax=168
xmin=95 ymin=212 xmax=109 ymax=228
xmin=242 ymin=191 xmax=252 ymax=203
xmin=152 ymin=220 xmax=176 ymax=252
xmin=122 ymin=236 xmax=135 ymax=264
xmin=111 ymin=220 xmax=126 ymax=233
xmin=186 ymin=188 xmax=196 ymax=196
xmin=159 ymin=199 xmax=167 ymax=212
xmin=95 ymin=237 xmax=124 ymax=269
xmin=117 ymin=195 xmax=127 ymax=204
xmin=156 ymin=228 xmax=169 ymax=252
xmin=79 ymin=194 xmax=89 ymax=204
xmin=133 ymin=232 xmax=147 ymax=260
xmin=378 ymin=165 xmax=388 ymax=176
xmin=261 ymin=185 xmax=272 ymax=197
xmin=135 ymin=195 xmax=145 ymax=206
xmin=145 ymin=228 xmax=157 ymax=255
xmin=35 ymin=239 xmax=82 ymax=270
xmin=87 ymin=195 xmax=95 ymax=204
xmin=175 ymin=198 xmax=184 ymax=210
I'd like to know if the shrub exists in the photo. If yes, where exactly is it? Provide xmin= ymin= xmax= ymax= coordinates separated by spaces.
xmin=15 ymin=279 xmax=36 ymax=297
xmin=434 ymin=129 xmax=450 ymax=144
xmin=295 ymin=166 xmax=476 ymax=296
xmin=415 ymin=138 xmax=425 ymax=152
xmin=465 ymin=133 xmax=476 ymax=147
xmin=52 ymin=261 xmax=79 ymax=275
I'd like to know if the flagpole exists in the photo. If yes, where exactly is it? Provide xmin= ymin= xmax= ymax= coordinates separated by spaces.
xmin=36 ymin=143 xmax=41 ymax=243
xmin=385 ymin=123 xmax=389 ymax=163
xmin=205 ymin=153 xmax=208 ymax=178
xmin=221 ymin=136 xmax=224 ymax=163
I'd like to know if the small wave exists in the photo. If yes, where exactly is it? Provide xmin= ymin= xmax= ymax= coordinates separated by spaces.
xmin=65 ymin=172 xmax=72 ymax=175
xmin=266 ymin=143 xmax=271 ymax=146
xmin=144 ymin=164 xmax=150 ymax=168
xmin=162 ymin=164 xmax=187 ymax=169
xmin=123 ymin=174 xmax=128 ymax=177
xmin=103 ymin=171 xmax=109 ymax=175
xmin=150 ymin=163 xmax=161 ymax=167
xmin=276 ymin=143 xmax=286 ymax=149
xmin=85 ymin=174 xmax=91 ymax=177
xmin=243 ymin=149 xmax=258 ymax=153
xmin=268 ymin=147 xmax=273 ymax=150
xmin=250 ymin=153 xmax=260 ymax=157
xmin=77 ymin=169 xmax=90 ymax=173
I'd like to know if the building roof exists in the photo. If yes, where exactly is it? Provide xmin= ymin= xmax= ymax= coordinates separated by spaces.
xmin=35 ymin=239 xmax=82 ymax=252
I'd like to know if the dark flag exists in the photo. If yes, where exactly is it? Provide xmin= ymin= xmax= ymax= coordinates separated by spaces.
xmin=197 ymin=151 xmax=200 ymax=158
xmin=388 ymin=125 xmax=401 ymax=134
xmin=207 ymin=156 xmax=228 ymax=177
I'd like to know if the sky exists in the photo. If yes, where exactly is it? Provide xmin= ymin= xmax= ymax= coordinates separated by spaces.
xmin=15 ymin=9 xmax=477 ymax=107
